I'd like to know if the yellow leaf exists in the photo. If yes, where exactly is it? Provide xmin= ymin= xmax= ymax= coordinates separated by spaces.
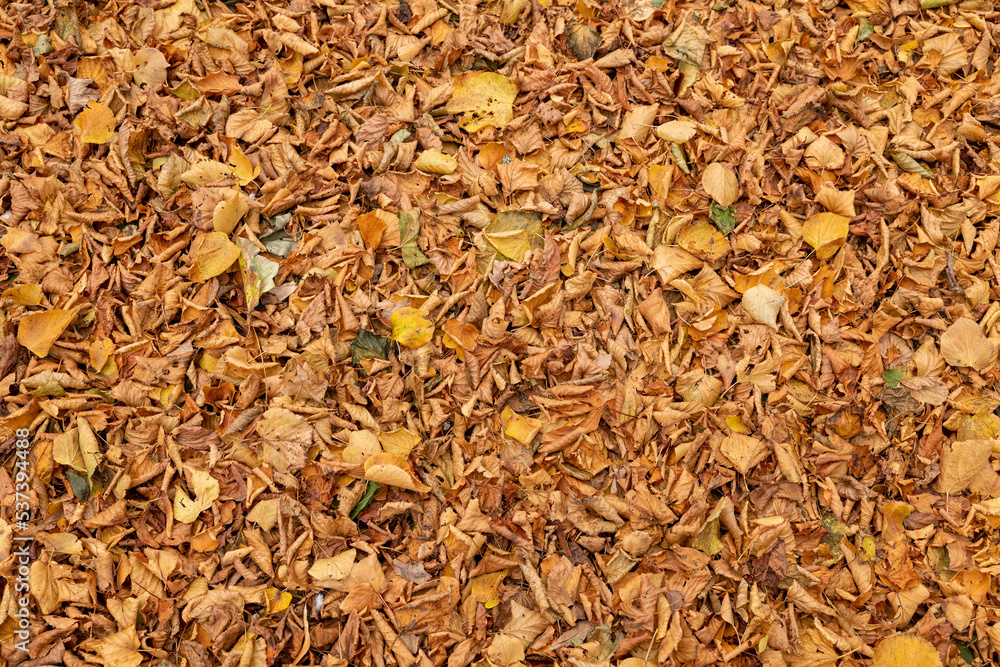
xmin=802 ymin=212 xmax=850 ymax=259
xmin=343 ymin=429 xmax=382 ymax=464
xmin=4 ymin=284 xmax=42 ymax=305
xmin=191 ymin=232 xmax=240 ymax=282
xmin=656 ymin=119 xmax=698 ymax=142
xmin=89 ymin=337 xmax=115 ymax=370
xmin=364 ymin=452 xmax=431 ymax=492
xmin=309 ymin=549 xmax=357 ymax=583
xmin=73 ymin=101 xmax=116 ymax=144
xmin=17 ymin=309 xmax=76 ymax=357
xmin=378 ymin=428 xmax=422 ymax=457
xmin=940 ymin=318 xmax=995 ymax=371
xmin=446 ymin=72 xmax=518 ymax=133
xmin=90 ymin=627 xmax=142 ymax=667
xmin=414 ymin=149 xmax=458 ymax=175
xmin=469 ymin=570 xmax=507 ymax=608
xmin=726 ymin=415 xmax=748 ymax=433
xmin=391 ymin=307 xmax=434 ymax=349
xmin=181 ymin=160 xmax=233 ymax=186
xmin=501 ymin=406 xmax=542 ymax=444
xmin=676 ymin=220 xmax=730 ymax=261
xmin=702 ymin=162 xmax=739 ymax=206
xmin=872 ymin=634 xmax=942 ymax=667
xmin=229 ymin=146 xmax=260 ymax=186
xmin=213 ymin=189 xmax=249 ymax=234
xmin=173 ymin=468 xmax=220 ymax=523
xmin=246 ymin=498 xmax=283 ymax=531
xmin=484 ymin=210 xmax=543 ymax=262
xmin=264 ymin=587 xmax=293 ymax=614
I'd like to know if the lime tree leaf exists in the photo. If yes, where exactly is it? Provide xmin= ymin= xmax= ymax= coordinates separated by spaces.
xmin=857 ymin=18 xmax=874 ymax=43
xmin=350 ymin=481 xmax=380 ymax=519
xmin=351 ymin=329 xmax=391 ymax=365
xmin=710 ymin=202 xmax=736 ymax=234
xmin=884 ymin=367 xmax=907 ymax=387
xmin=399 ymin=210 xmax=429 ymax=267
xmin=66 ymin=469 xmax=91 ymax=502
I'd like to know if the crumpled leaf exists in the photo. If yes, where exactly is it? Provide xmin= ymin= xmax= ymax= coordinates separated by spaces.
xmin=742 ymin=284 xmax=784 ymax=329
xmin=173 ymin=468 xmax=221 ymax=523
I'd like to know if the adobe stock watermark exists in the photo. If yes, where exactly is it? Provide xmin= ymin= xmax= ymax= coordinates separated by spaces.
xmin=13 ymin=427 xmax=33 ymax=652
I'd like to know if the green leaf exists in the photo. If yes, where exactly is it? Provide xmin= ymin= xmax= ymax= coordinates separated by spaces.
xmin=883 ymin=367 xmax=906 ymax=388
xmin=921 ymin=0 xmax=958 ymax=7
xmin=351 ymin=329 xmax=391 ymax=365
xmin=956 ymin=640 xmax=976 ymax=665
xmin=856 ymin=18 xmax=873 ymax=43
xmin=709 ymin=202 xmax=736 ymax=234
xmin=66 ymin=469 xmax=91 ymax=502
xmin=399 ymin=210 xmax=430 ymax=267
xmin=350 ymin=481 xmax=380 ymax=519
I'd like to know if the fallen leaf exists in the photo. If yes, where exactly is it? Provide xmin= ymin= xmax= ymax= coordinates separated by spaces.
xmin=191 ymin=232 xmax=241 ymax=282
xmin=702 ymin=163 xmax=739 ymax=206
xmin=18 ymin=309 xmax=76 ymax=357
xmin=446 ymin=72 xmax=518 ymax=133
xmin=73 ymin=100 xmax=116 ymax=144
xmin=940 ymin=318 xmax=995 ymax=371
xmin=391 ymin=307 xmax=434 ymax=349
xmin=802 ymin=212 xmax=850 ymax=258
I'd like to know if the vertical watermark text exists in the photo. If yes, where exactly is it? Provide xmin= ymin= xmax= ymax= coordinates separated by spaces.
xmin=13 ymin=427 xmax=33 ymax=652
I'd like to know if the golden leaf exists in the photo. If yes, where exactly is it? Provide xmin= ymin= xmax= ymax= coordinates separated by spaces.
xmin=229 ymin=146 xmax=260 ymax=186
xmin=309 ymin=549 xmax=357 ymax=583
xmin=89 ymin=337 xmax=115 ymax=370
xmin=173 ymin=468 xmax=221 ymax=523
xmin=501 ymin=406 xmax=542 ymax=444
xmin=940 ymin=318 xmax=995 ymax=371
xmin=364 ymin=452 xmax=431 ymax=492
xmin=719 ymin=433 xmax=769 ymax=475
xmin=802 ymin=212 xmax=850 ymax=259
xmin=190 ymin=232 xmax=240 ymax=282
xmin=246 ymin=498 xmax=283 ymax=531
xmin=4 ymin=284 xmax=42 ymax=305
xmin=181 ymin=160 xmax=233 ymax=186
xmin=446 ymin=72 xmax=518 ymax=132
xmin=17 ymin=309 xmax=76 ymax=358
xmin=73 ymin=100 xmax=116 ymax=144
xmin=213 ymin=189 xmax=249 ymax=234
xmin=391 ymin=307 xmax=434 ymax=349
xmin=872 ymin=634 xmax=942 ymax=667
xmin=343 ymin=429 xmax=382 ymax=464
xmin=378 ymin=428 xmax=422 ymax=457
xmin=940 ymin=439 xmax=991 ymax=494
xmin=90 ymin=627 xmax=143 ymax=667
xmin=414 ymin=149 xmax=458 ymax=175
xmin=676 ymin=220 xmax=730 ymax=261
xmin=656 ymin=119 xmax=698 ymax=143
xmin=701 ymin=162 xmax=739 ymax=206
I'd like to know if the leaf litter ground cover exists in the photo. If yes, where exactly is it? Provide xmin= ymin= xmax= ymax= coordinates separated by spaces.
xmin=2 ymin=0 xmax=1000 ymax=665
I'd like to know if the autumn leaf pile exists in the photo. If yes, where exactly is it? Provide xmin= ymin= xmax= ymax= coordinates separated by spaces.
xmin=3 ymin=0 xmax=1000 ymax=664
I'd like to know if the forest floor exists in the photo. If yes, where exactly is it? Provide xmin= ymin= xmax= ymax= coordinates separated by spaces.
xmin=1 ymin=0 xmax=999 ymax=665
